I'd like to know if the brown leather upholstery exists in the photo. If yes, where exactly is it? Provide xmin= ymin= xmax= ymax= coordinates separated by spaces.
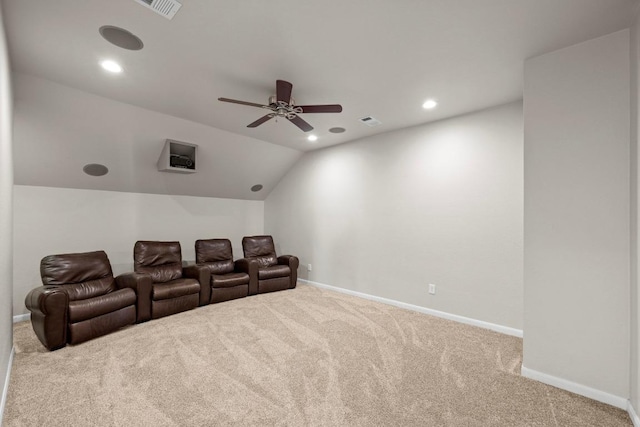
xmin=25 ymin=251 xmax=137 ymax=351
xmin=195 ymin=239 xmax=249 ymax=304
xmin=133 ymin=241 xmax=205 ymax=319
xmin=242 ymin=236 xmax=299 ymax=295
xmin=242 ymin=236 xmax=278 ymax=268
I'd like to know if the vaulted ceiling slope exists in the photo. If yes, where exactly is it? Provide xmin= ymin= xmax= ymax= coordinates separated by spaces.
xmin=11 ymin=72 xmax=302 ymax=200
xmin=2 ymin=0 xmax=637 ymax=200
xmin=3 ymin=0 xmax=636 ymax=152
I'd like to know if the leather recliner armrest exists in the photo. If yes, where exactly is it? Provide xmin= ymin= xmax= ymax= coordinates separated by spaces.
xmin=183 ymin=265 xmax=210 ymax=306
xmin=277 ymin=255 xmax=299 ymax=289
xmin=24 ymin=285 xmax=69 ymax=351
xmin=235 ymin=258 xmax=259 ymax=295
xmin=115 ymin=272 xmax=152 ymax=323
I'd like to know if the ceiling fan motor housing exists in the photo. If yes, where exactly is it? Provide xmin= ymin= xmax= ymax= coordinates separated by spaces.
xmin=267 ymin=95 xmax=301 ymax=119
xmin=268 ymin=95 xmax=294 ymax=106
xmin=218 ymin=80 xmax=342 ymax=133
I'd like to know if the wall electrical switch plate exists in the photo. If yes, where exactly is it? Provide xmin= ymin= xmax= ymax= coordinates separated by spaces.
xmin=307 ymin=264 xmax=312 ymax=272
xmin=428 ymin=284 xmax=436 ymax=295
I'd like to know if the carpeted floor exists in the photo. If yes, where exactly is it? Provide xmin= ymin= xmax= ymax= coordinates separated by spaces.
xmin=4 ymin=284 xmax=632 ymax=426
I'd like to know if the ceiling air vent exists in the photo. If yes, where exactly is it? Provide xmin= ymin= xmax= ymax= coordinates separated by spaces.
xmin=359 ymin=116 xmax=382 ymax=127
xmin=133 ymin=0 xmax=182 ymax=20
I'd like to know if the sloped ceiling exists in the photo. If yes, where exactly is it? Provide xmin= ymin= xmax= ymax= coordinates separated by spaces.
xmin=2 ymin=0 xmax=637 ymax=199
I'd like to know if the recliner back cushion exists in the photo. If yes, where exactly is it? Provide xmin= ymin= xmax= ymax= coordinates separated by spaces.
xmin=134 ymin=241 xmax=183 ymax=283
xmin=195 ymin=239 xmax=234 ymax=275
xmin=40 ymin=251 xmax=117 ymax=300
xmin=242 ymin=235 xmax=277 ymax=268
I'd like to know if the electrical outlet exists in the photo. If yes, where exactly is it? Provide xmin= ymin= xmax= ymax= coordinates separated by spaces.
xmin=428 ymin=284 xmax=436 ymax=295
xmin=307 ymin=264 xmax=312 ymax=272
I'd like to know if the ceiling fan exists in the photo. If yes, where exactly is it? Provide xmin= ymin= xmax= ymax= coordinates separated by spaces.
xmin=218 ymin=80 xmax=342 ymax=132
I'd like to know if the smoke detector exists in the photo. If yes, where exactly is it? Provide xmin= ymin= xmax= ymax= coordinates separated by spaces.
xmin=133 ymin=0 xmax=182 ymax=20
xmin=359 ymin=116 xmax=382 ymax=127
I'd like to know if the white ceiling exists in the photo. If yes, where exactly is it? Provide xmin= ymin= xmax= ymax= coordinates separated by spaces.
xmin=1 ymin=0 xmax=638 ymax=201
xmin=3 ymin=0 xmax=637 ymax=153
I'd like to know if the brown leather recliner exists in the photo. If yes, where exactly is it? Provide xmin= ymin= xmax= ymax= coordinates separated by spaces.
xmin=195 ymin=239 xmax=251 ymax=304
xmin=133 ymin=241 xmax=208 ymax=319
xmin=25 ymin=251 xmax=144 ymax=351
xmin=242 ymin=235 xmax=299 ymax=295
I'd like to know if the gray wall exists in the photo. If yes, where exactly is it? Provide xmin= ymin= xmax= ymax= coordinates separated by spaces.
xmin=523 ymin=30 xmax=630 ymax=399
xmin=0 ymin=1 xmax=13 ymax=417
xmin=265 ymin=102 xmax=524 ymax=330
xmin=631 ymin=8 xmax=640 ymax=415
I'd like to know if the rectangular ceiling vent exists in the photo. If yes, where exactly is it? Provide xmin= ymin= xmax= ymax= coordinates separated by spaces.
xmin=133 ymin=0 xmax=182 ymax=20
xmin=359 ymin=116 xmax=382 ymax=127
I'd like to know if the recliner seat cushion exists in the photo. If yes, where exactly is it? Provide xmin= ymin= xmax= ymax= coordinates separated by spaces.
xmin=211 ymin=272 xmax=249 ymax=288
xmin=152 ymin=278 xmax=200 ymax=301
xmin=258 ymin=265 xmax=291 ymax=280
xmin=138 ymin=263 xmax=182 ymax=283
xmin=203 ymin=260 xmax=234 ymax=275
xmin=68 ymin=288 xmax=136 ymax=323
xmin=63 ymin=277 xmax=118 ymax=301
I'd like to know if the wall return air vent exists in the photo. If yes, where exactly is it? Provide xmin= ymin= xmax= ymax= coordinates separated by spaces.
xmin=133 ymin=0 xmax=182 ymax=20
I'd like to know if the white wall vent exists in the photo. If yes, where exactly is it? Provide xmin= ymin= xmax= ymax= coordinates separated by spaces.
xmin=359 ymin=116 xmax=382 ymax=127
xmin=133 ymin=0 xmax=182 ymax=20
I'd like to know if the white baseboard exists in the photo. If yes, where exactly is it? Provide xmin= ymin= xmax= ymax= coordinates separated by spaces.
xmin=298 ymin=279 xmax=523 ymax=338
xmin=520 ymin=366 xmax=628 ymax=410
xmin=12 ymin=314 xmax=29 ymax=324
xmin=0 ymin=346 xmax=14 ymax=425
xmin=629 ymin=401 xmax=640 ymax=427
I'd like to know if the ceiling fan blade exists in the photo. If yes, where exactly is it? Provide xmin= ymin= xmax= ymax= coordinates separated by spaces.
xmin=276 ymin=80 xmax=293 ymax=104
xmin=247 ymin=115 xmax=273 ymax=128
xmin=288 ymin=115 xmax=314 ymax=132
xmin=218 ymin=97 xmax=268 ymax=109
xmin=298 ymin=104 xmax=343 ymax=113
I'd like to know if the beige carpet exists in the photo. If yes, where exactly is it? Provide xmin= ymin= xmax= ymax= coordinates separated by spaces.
xmin=4 ymin=284 xmax=631 ymax=426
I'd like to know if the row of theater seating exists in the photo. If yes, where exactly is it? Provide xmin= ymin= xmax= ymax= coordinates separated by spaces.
xmin=25 ymin=235 xmax=299 ymax=351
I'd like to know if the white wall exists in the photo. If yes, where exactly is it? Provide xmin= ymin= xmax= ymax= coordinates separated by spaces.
xmin=0 ymin=1 xmax=14 ymax=416
xmin=631 ymin=7 xmax=640 ymax=415
xmin=13 ymin=185 xmax=264 ymax=315
xmin=265 ymin=102 xmax=524 ymax=330
xmin=523 ymin=30 xmax=630 ymax=399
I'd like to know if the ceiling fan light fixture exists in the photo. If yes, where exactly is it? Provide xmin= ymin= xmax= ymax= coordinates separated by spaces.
xmin=219 ymin=80 xmax=342 ymax=133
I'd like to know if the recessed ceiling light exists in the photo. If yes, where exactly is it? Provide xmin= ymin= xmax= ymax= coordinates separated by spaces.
xmin=329 ymin=127 xmax=346 ymax=134
xmin=100 ymin=60 xmax=123 ymax=73
xmin=251 ymin=184 xmax=263 ymax=192
xmin=422 ymin=99 xmax=438 ymax=110
xmin=307 ymin=135 xmax=318 ymax=142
